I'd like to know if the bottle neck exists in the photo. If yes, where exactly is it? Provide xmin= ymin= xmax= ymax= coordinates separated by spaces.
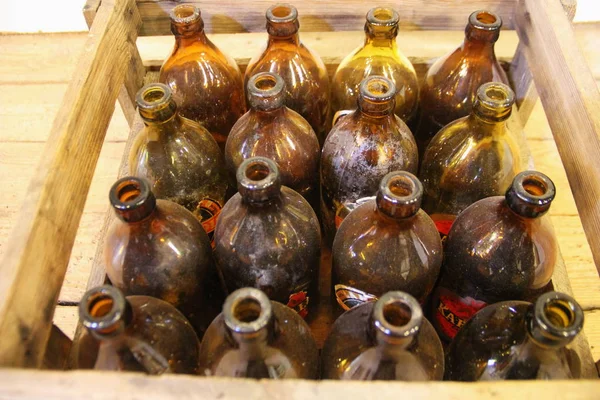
xmin=247 ymin=72 xmax=286 ymax=113
xmin=468 ymin=113 xmax=507 ymax=136
xmin=136 ymin=83 xmax=180 ymax=128
xmin=461 ymin=36 xmax=496 ymax=56
xmin=363 ymin=7 xmax=399 ymax=48
xmin=80 ymin=285 xmax=133 ymax=341
xmin=505 ymin=171 xmax=555 ymax=218
xmin=266 ymin=4 xmax=300 ymax=46
xmin=364 ymin=32 xmax=397 ymax=48
xmin=110 ymin=177 xmax=157 ymax=223
xmin=376 ymin=171 xmax=423 ymax=220
xmin=237 ymin=157 xmax=282 ymax=206
xmin=170 ymin=5 xmax=207 ymax=47
xmin=232 ymin=328 xmax=270 ymax=360
xmin=267 ymin=31 xmax=300 ymax=46
xmin=174 ymin=30 xmax=208 ymax=48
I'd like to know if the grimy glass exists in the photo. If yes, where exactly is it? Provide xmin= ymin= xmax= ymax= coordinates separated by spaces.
xmin=430 ymin=171 xmax=558 ymax=342
xmin=332 ymin=171 xmax=442 ymax=311
xmin=321 ymin=291 xmax=444 ymax=380
xmin=225 ymin=72 xmax=320 ymax=209
xmin=321 ymin=75 xmax=418 ymax=244
xmin=198 ymin=288 xmax=319 ymax=378
xmin=75 ymin=285 xmax=200 ymax=374
xmin=331 ymin=7 xmax=419 ymax=125
xmin=130 ymin=83 xmax=230 ymax=246
xmin=445 ymin=292 xmax=584 ymax=380
xmin=415 ymin=10 xmax=508 ymax=155
xmin=245 ymin=4 xmax=330 ymax=145
xmin=160 ymin=4 xmax=245 ymax=150
xmin=420 ymin=82 xmax=523 ymax=237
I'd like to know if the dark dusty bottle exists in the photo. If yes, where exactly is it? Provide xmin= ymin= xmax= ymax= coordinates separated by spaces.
xmin=159 ymin=4 xmax=245 ymax=150
xmin=420 ymin=82 xmax=524 ymax=238
xmin=321 ymin=291 xmax=444 ymax=380
xmin=75 ymin=285 xmax=200 ymax=374
xmin=321 ymin=76 xmax=418 ymax=245
xmin=331 ymin=7 xmax=419 ymax=125
xmin=445 ymin=292 xmax=584 ymax=380
xmin=415 ymin=10 xmax=509 ymax=155
xmin=214 ymin=157 xmax=321 ymax=318
xmin=103 ymin=177 xmax=218 ymax=337
xmin=245 ymin=4 xmax=330 ymax=145
xmin=225 ymin=72 xmax=320 ymax=209
xmin=332 ymin=171 xmax=442 ymax=311
xmin=198 ymin=287 xmax=319 ymax=378
xmin=130 ymin=83 xmax=230 ymax=246
xmin=431 ymin=171 xmax=558 ymax=342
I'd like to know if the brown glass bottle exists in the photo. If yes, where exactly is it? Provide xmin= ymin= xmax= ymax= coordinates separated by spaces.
xmin=333 ymin=171 xmax=442 ymax=311
xmin=198 ymin=288 xmax=319 ymax=378
xmin=245 ymin=4 xmax=330 ymax=145
xmin=331 ymin=7 xmax=419 ymax=125
xmin=322 ymin=291 xmax=444 ymax=380
xmin=214 ymin=157 xmax=321 ymax=317
xmin=159 ymin=4 xmax=245 ymax=149
xmin=420 ymin=82 xmax=524 ymax=237
xmin=225 ymin=72 xmax=320 ymax=208
xmin=130 ymin=83 xmax=230 ymax=245
xmin=104 ymin=177 xmax=217 ymax=336
xmin=446 ymin=292 xmax=583 ymax=380
xmin=430 ymin=171 xmax=558 ymax=342
xmin=416 ymin=10 xmax=509 ymax=154
xmin=75 ymin=285 xmax=200 ymax=374
xmin=321 ymin=76 xmax=418 ymax=244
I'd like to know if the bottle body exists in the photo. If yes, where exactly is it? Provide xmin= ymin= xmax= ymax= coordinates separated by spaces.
xmin=245 ymin=5 xmax=330 ymax=144
xmin=199 ymin=288 xmax=319 ymax=378
xmin=416 ymin=10 xmax=508 ymax=153
xmin=159 ymin=5 xmax=245 ymax=149
xmin=322 ymin=292 xmax=444 ymax=380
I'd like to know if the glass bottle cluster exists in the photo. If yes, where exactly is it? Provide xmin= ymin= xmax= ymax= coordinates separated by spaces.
xmin=75 ymin=3 xmax=584 ymax=381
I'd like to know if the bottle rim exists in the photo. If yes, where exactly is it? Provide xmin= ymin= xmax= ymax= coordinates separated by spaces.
xmin=236 ymin=157 xmax=281 ymax=202
xmin=223 ymin=288 xmax=273 ymax=334
xmin=468 ymin=10 xmax=502 ymax=31
xmin=360 ymin=76 xmax=396 ymax=103
xmin=532 ymin=291 xmax=583 ymax=346
xmin=266 ymin=3 xmax=298 ymax=24
xmin=79 ymin=285 xmax=127 ymax=335
xmin=506 ymin=171 xmax=555 ymax=217
xmin=247 ymin=72 xmax=285 ymax=110
xmin=136 ymin=83 xmax=173 ymax=112
xmin=372 ymin=291 xmax=422 ymax=339
xmin=366 ymin=7 xmax=399 ymax=27
xmin=476 ymin=82 xmax=514 ymax=111
xmin=109 ymin=176 xmax=157 ymax=222
xmin=376 ymin=171 xmax=423 ymax=219
xmin=170 ymin=4 xmax=201 ymax=25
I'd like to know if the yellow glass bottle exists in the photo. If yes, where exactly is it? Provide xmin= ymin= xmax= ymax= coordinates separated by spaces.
xmin=331 ymin=7 xmax=419 ymax=125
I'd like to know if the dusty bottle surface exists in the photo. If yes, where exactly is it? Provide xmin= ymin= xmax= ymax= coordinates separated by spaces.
xmin=214 ymin=157 xmax=321 ymax=317
xmin=245 ymin=4 xmax=330 ymax=145
xmin=198 ymin=288 xmax=319 ymax=378
xmin=420 ymin=82 xmax=524 ymax=237
xmin=333 ymin=171 xmax=442 ymax=311
xmin=445 ymin=292 xmax=584 ymax=380
xmin=331 ymin=7 xmax=419 ymax=125
xmin=321 ymin=75 xmax=418 ymax=244
xmin=75 ymin=285 xmax=200 ymax=374
xmin=129 ymin=83 xmax=230 ymax=245
xmin=104 ymin=177 xmax=219 ymax=337
xmin=159 ymin=4 xmax=245 ymax=149
xmin=322 ymin=291 xmax=444 ymax=380
xmin=225 ymin=72 xmax=320 ymax=209
xmin=430 ymin=171 xmax=558 ymax=342
xmin=415 ymin=10 xmax=509 ymax=154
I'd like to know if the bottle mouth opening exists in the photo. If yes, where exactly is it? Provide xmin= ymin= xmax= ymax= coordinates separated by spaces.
xmin=533 ymin=292 xmax=583 ymax=342
xmin=237 ymin=157 xmax=281 ymax=202
xmin=512 ymin=171 xmax=555 ymax=205
xmin=469 ymin=10 xmax=502 ymax=30
xmin=266 ymin=3 xmax=298 ymax=23
xmin=360 ymin=76 xmax=396 ymax=102
xmin=245 ymin=160 xmax=273 ymax=182
xmin=544 ymin=299 xmax=576 ymax=329
xmin=367 ymin=7 xmax=399 ymax=26
xmin=89 ymin=295 xmax=115 ymax=318
xmin=373 ymin=292 xmax=421 ymax=338
xmin=136 ymin=83 xmax=172 ymax=111
xmin=224 ymin=288 xmax=272 ymax=334
xmin=377 ymin=172 xmax=423 ymax=218
xmin=248 ymin=72 xmax=285 ymax=99
xmin=170 ymin=4 xmax=201 ymax=24
xmin=111 ymin=177 xmax=146 ymax=206
xmin=477 ymin=82 xmax=515 ymax=110
xmin=79 ymin=285 xmax=125 ymax=334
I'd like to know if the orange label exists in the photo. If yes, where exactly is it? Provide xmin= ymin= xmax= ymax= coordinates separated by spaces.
xmin=195 ymin=198 xmax=223 ymax=249
xmin=287 ymin=291 xmax=309 ymax=319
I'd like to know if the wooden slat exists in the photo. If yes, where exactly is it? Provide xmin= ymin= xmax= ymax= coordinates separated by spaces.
xmin=135 ymin=0 xmax=519 ymax=36
xmin=83 ymin=0 xmax=102 ymax=28
xmin=0 ymin=369 xmax=599 ymax=398
xmin=515 ymin=0 xmax=600 ymax=276
xmin=41 ymin=325 xmax=72 ymax=370
xmin=0 ymin=0 xmax=141 ymax=367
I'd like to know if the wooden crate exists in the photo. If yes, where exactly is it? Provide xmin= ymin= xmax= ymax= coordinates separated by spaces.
xmin=1 ymin=0 xmax=599 ymax=397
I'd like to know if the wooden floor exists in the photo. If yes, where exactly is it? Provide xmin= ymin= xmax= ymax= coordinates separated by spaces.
xmin=1 ymin=26 xmax=600 ymax=364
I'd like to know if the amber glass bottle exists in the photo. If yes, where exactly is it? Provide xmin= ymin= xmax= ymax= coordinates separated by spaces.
xmin=430 ymin=171 xmax=558 ymax=342
xmin=420 ymin=82 xmax=523 ymax=237
xmin=446 ymin=292 xmax=583 ymax=380
xmin=322 ymin=291 xmax=444 ymax=380
xmin=321 ymin=76 xmax=418 ymax=244
xmin=331 ymin=7 xmax=419 ymax=125
xmin=75 ymin=285 xmax=200 ymax=374
xmin=225 ymin=72 xmax=320 ymax=207
xmin=214 ymin=157 xmax=321 ymax=317
xmin=416 ymin=10 xmax=508 ymax=154
xmin=104 ymin=176 xmax=217 ymax=336
xmin=245 ymin=4 xmax=329 ymax=145
xmin=198 ymin=288 xmax=319 ymax=378
xmin=159 ymin=4 xmax=245 ymax=149
xmin=332 ymin=171 xmax=442 ymax=310
xmin=130 ymin=83 xmax=230 ymax=245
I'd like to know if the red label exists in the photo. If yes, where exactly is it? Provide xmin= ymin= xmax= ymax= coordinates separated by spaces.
xmin=434 ymin=220 xmax=454 ymax=236
xmin=434 ymin=287 xmax=487 ymax=340
xmin=334 ymin=284 xmax=378 ymax=311
xmin=287 ymin=291 xmax=309 ymax=319
xmin=195 ymin=198 xmax=223 ymax=249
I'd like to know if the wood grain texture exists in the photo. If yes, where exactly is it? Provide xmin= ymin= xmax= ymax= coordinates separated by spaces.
xmin=41 ymin=325 xmax=71 ymax=370
xmin=0 ymin=0 xmax=140 ymax=367
xmin=0 ymin=369 xmax=599 ymax=399
xmin=135 ymin=0 xmax=519 ymax=36
xmin=83 ymin=0 xmax=101 ymax=28
xmin=515 ymin=0 xmax=600 ymax=275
